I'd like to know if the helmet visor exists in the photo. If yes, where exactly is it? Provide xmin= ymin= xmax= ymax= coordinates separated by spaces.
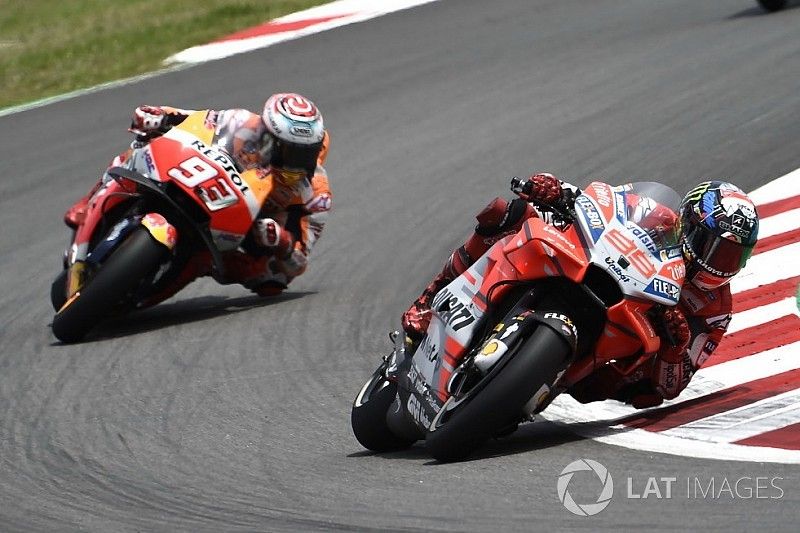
xmin=271 ymin=140 xmax=322 ymax=177
xmin=684 ymin=224 xmax=754 ymax=278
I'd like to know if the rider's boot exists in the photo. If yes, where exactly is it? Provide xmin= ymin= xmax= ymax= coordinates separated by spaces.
xmin=401 ymin=248 xmax=467 ymax=344
xmin=64 ymin=147 xmax=135 ymax=229
xmin=64 ymin=180 xmax=103 ymax=229
xmin=221 ymin=252 xmax=291 ymax=297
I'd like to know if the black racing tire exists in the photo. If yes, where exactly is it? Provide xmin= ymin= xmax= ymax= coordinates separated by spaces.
xmin=757 ymin=0 xmax=787 ymax=11
xmin=50 ymin=269 xmax=68 ymax=311
xmin=425 ymin=325 xmax=571 ymax=462
xmin=351 ymin=372 xmax=416 ymax=452
xmin=51 ymin=228 xmax=168 ymax=343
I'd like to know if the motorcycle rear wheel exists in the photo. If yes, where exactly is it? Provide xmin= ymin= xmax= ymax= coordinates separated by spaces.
xmin=51 ymin=228 xmax=168 ymax=343
xmin=425 ymin=324 xmax=571 ymax=462
xmin=351 ymin=370 xmax=416 ymax=452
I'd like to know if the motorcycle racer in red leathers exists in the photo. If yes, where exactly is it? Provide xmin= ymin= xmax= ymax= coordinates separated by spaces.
xmin=63 ymin=93 xmax=332 ymax=298
xmin=402 ymin=174 xmax=759 ymax=408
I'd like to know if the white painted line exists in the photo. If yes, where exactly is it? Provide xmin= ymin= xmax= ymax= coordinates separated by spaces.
xmin=686 ymin=341 xmax=800 ymax=391
xmin=0 ymin=0 xmax=443 ymax=117
xmin=0 ymin=64 xmax=192 ymax=118
xmin=757 ymin=208 xmax=800 ymax=240
xmin=726 ymin=296 xmax=798 ymax=334
xmin=748 ymin=167 xmax=800 ymax=205
xmin=662 ymin=391 xmax=800 ymax=443
xmin=730 ymin=240 xmax=800 ymax=293
xmin=546 ymin=340 xmax=800 ymax=428
xmin=167 ymin=0 xmax=440 ymax=64
xmin=542 ymin=414 xmax=800 ymax=464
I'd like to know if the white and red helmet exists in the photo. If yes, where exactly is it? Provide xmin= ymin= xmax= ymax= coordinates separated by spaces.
xmin=262 ymin=93 xmax=325 ymax=182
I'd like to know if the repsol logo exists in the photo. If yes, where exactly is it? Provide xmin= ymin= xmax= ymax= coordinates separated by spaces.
xmin=431 ymin=288 xmax=476 ymax=331
xmin=190 ymin=139 xmax=249 ymax=193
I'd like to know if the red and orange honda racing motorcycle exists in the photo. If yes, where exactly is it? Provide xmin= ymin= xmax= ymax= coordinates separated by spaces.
xmin=351 ymin=179 xmax=686 ymax=461
xmin=51 ymin=111 xmax=273 ymax=343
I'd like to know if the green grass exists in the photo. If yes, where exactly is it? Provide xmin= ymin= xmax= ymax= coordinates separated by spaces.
xmin=0 ymin=0 xmax=328 ymax=110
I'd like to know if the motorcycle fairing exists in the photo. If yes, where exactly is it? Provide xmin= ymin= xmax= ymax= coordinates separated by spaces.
xmin=578 ymin=181 xmax=685 ymax=307
xmin=406 ymin=182 xmax=685 ymax=421
xmin=409 ymin=250 xmax=495 ymax=403
xmin=127 ymin=111 xmax=273 ymax=251
xmin=407 ymin=216 xmax=589 ymax=417
xmin=144 ymin=139 xmax=250 ymax=245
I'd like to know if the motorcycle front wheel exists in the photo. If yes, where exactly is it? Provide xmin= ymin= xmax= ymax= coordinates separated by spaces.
xmin=425 ymin=323 xmax=572 ymax=462
xmin=50 ymin=269 xmax=68 ymax=311
xmin=51 ymin=228 xmax=169 ymax=343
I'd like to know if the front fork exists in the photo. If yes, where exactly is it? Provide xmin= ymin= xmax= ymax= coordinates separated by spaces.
xmin=63 ymin=213 xmax=178 ymax=299
xmin=447 ymin=291 xmax=579 ymax=417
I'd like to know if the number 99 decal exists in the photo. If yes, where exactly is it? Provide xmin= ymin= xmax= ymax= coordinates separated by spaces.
xmin=605 ymin=228 xmax=657 ymax=278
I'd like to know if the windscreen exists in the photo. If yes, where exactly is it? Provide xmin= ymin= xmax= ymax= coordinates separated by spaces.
xmin=622 ymin=182 xmax=682 ymax=253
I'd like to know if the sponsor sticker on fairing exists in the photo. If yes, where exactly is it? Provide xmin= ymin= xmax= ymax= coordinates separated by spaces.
xmin=615 ymin=192 xmax=627 ymax=223
xmin=644 ymin=277 xmax=681 ymax=302
xmin=591 ymin=183 xmax=613 ymax=208
xmin=431 ymin=288 xmax=476 ymax=332
xmin=575 ymin=195 xmax=605 ymax=242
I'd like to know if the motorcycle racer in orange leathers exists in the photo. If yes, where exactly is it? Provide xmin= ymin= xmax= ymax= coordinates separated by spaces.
xmin=63 ymin=93 xmax=332 ymax=299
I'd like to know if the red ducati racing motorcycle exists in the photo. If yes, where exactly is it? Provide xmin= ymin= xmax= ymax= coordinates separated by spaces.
xmin=51 ymin=111 xmax=273 ymax=343
xmin=351 ymin=179 xmax=686 ymax=461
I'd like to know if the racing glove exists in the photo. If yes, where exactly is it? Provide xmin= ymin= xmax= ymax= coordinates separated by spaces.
xmin=129 ymin=105 xmax=167 ymax=136
xmin=253 ymin=218 xmax=294 ymax=257
xmin=517 ymin=173 xmax=562 ymax=203
xmin=254 ymin=218 xmax=309 ymax=277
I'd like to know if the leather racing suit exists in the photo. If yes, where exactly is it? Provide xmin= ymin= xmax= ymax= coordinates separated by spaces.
xmin=63 ymin=106 xmax=332 ymax=299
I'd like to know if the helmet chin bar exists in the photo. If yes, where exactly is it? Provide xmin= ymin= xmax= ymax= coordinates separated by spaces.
xmin=273 ymin=167 xmax=307 ymax=186
xmin=687 ymin=262 xmax=735 ymax=291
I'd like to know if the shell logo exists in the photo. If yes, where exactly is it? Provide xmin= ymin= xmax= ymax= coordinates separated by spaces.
xmin=480 ymin=341 xmax=499 ymax=356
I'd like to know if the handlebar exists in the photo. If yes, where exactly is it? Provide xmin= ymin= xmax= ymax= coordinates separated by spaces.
xmin=510 ymin=176 xmax=526 ymax=196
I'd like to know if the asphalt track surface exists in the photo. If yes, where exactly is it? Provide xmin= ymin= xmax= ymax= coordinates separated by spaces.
xmin=2 ymin=0 xmax=800 ymax=531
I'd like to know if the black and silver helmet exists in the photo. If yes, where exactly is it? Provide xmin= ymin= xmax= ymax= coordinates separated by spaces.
xmin=679 ymin=181 xmax=759 ymax=290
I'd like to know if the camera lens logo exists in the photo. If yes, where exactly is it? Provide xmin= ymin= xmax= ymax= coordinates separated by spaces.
xmin=557 ymin=459 xmax=614 ymax=516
